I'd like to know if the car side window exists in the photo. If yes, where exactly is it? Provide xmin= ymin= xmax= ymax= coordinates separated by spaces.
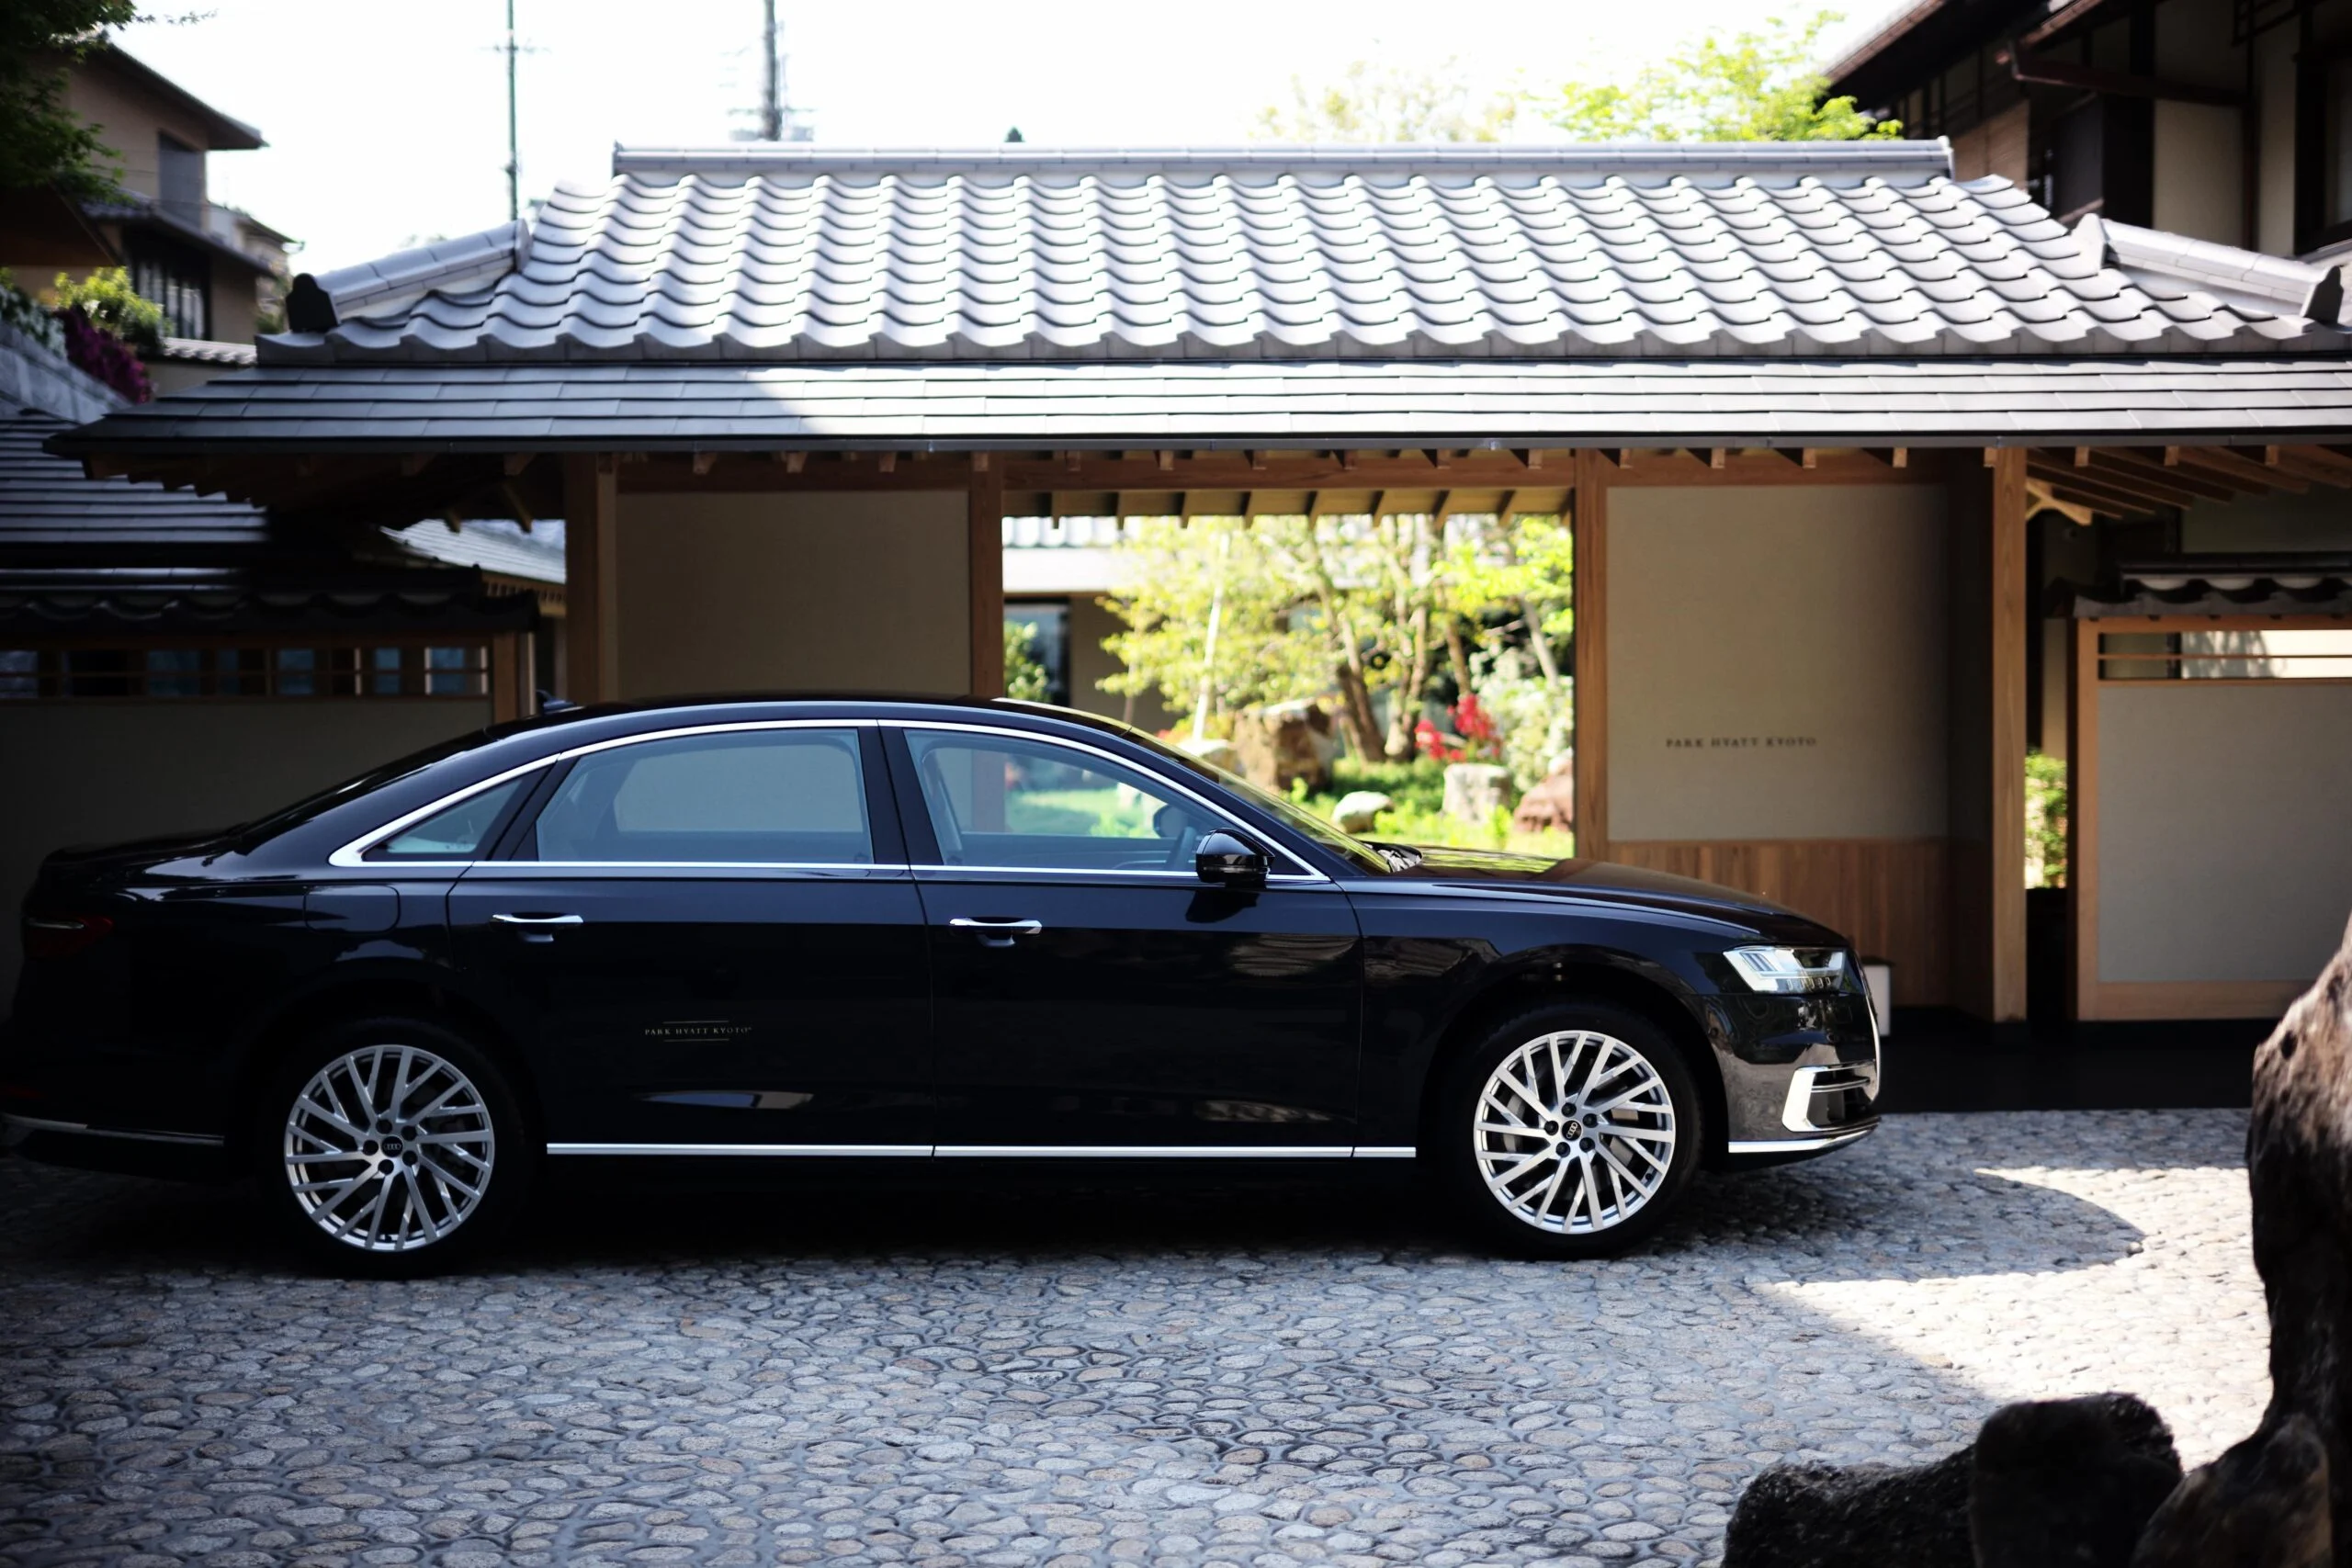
xmin=371 ymin=775 xmax=529 ymax=861
xmin=522 ymin=728 xmax=873 ymax=865
xmin=904 ymin=729 xmax=1221 ymax=871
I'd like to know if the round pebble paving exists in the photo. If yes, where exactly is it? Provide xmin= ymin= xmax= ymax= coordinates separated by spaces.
xmin=0 ymin=1111 xmax=2267 ymax=1568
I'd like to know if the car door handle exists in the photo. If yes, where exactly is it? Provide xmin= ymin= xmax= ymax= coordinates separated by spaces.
xmin=491 ymin=913 xmax=584 ymax=925
xmin=949 ymin=917 xmax=1043 ymax=947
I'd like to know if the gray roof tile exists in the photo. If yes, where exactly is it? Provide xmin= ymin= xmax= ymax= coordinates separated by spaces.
xmin=269 ymin=144 xmax=2352 ymax=365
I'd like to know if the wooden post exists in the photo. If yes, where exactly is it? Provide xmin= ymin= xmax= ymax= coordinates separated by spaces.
xmin=489 ymin=629 xmax=527 ymax=722
xmin=968 ymin=457 xmax=1005 ymax=697
xmin=1570 ymin=448 xmax=1609 ymax=861
xmin=2066 ymin=616 xmax=2098 ymax=1022
xmin=1989 ymin=446 xmax=2030 ymax=1021
xmin=561 ymin=454 xmax=618 ymax=704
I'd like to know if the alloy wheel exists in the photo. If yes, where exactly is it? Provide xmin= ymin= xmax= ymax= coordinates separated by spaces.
xmin=281 ymin=1043 xmax=496 ymax=1252
xmin=1472 ymin=1030 xmax=1678 ymax=1235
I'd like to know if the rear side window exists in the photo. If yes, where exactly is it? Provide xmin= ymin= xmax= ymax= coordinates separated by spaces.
xmin=522 ymin=728 xmax=872 ymax=865
xmin=371 ymin=776 xmax=528 ymax=861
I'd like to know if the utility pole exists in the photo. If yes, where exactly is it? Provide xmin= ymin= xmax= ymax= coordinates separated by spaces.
xmin=760 ymin=0 xmax=781 ymax=141
xmin=503 ymin=0 xmax=521 ymax=222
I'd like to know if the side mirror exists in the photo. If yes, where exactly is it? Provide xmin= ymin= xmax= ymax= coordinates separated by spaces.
xmin=1195 ymin=830 xmax=1268 ymax=889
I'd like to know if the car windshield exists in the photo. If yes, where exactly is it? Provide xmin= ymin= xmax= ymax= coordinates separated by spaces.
xmin=1071 ymin=713 xmax=1394 ymax=874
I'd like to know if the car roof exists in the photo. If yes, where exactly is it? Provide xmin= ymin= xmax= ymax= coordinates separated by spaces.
xmin=480 ymin=693 xmax=1152 ymax=749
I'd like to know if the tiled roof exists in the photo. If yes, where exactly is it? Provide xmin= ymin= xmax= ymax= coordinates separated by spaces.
xmin=1 ymin=402 xmax=266 ymax=553
xmin=51 ymin=357 xmax=2352 ymax=454
xmin=2062 ymin=555 xmax=2352 ymax=617
xmin=385 ymin=517 xmax=565 ymax=584
xmin=268 ymin=142 xmax=2352 ymax=366
xmin=0 ymin=566 xmax=539 ymax=637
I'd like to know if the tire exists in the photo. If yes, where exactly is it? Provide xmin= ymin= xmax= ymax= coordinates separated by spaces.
xmin=1435 ymin=1001 xmax=1703 ymax=1258
xmin=255 ymin=1016 xmax=533 ymax=1278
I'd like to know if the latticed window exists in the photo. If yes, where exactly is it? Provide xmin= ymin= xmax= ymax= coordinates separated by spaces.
xmin=0 ymin=644 xmax=490 ymax=699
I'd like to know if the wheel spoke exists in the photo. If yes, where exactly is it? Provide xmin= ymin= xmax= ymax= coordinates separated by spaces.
xmin=1599 ymin=1139 xmax=1658 ymax=1199
xmin=284 ymin=1043 xmax=492 ymax=1254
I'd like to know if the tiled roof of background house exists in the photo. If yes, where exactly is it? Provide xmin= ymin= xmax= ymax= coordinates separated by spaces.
xmin=383 ymin=517 xmax=565 ymax=584
xmin=267 ymin=142 xmax=2352 ymax=366
xmin=1 ymin=402 xmax=266 ymax=553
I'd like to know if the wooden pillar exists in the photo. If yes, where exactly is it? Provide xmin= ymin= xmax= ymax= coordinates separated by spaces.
xmin=561 ymin=454 xmax=618 ymax=705
xmin=968 ymin=456 xmax=1004 ymax=697
xmin=1988 ymin=446 xmax=2030 ymax=1021
xmin=2066 ymin=616 xmax=2098 ymax=1022
xmin=489 ymin=629 xmax=527 ymax=722
xmin=1570 ymin=448 xmax=1609 ymax=862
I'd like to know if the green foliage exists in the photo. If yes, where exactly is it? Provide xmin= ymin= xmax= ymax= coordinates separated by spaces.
xmin=0 ymin=270 xmax=64 ymax=354
xmin=1002 ymin=619 xmax=1051 ymax=704
xmin=1292 ymin=757 xmax=1573 ymax=858
xmin=53 ymin=267 xmax=164 ymax=352
xmin=1099 ymin=518 xmax=1334 ymax=730
xmin=1 ymin=3 xmax=137 ymax=198
xmin=1256 ymin=58 xmax=1521 ymax=142
xmin=1545 ymin=12 xmax=1900 ymax=142
xmin=2025 ymin=751 xmax=2068 ymax=889
xmin=1472 ymin=655 xmax=1573 ymax=792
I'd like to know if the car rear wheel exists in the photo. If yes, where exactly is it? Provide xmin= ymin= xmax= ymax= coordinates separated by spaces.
xmin=1437 ymin=1002 xmax=1702 ymax=1258
xmin=258 ymin=1017 xmax=531 ymax=1277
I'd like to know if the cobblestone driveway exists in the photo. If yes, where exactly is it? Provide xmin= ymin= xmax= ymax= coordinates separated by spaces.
xmin=0 ymin=1111 xmax=2265 ymax=1568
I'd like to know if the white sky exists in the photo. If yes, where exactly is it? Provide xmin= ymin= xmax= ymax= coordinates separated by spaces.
xmin=118 ymin=0 xmax=1910 ymax=273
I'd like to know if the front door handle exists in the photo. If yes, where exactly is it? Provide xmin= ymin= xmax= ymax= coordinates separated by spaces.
xmin=492 ymin=912 xmax=584 ymax=925
xmin=949 ymin=917 xmax=1044 ymax=948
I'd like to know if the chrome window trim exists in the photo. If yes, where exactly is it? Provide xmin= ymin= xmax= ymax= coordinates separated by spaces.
xmin=329 ymin=718 xmax=882 ymax=871
xmin=883 ymin=717 xmax=1328 ymax=883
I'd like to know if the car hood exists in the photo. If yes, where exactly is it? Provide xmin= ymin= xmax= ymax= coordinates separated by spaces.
xmin=1363 ymin=844 xmax=1844 ymax=942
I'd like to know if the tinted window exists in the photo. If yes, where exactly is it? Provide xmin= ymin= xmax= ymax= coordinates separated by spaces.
xmin=373 ymin=776 xmax=527 ymax=860
xmin=906 ymin=730 xmax=1221 ymax=871
xmin=525 ymin=729 xmax=872 ymax=865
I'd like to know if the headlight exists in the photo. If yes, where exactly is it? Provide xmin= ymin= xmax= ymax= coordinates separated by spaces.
xmin=1724 ymin=945 xmax=1857 ymax=995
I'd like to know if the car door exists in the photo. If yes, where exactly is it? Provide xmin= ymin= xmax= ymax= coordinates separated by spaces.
xmin=447 ymin=721 xmax=933 ymax=1154
xmin=888 ymin=722 xmax=1362 ymax=1156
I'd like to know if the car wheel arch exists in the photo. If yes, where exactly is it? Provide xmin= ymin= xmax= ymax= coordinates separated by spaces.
xmin=226 ymin=977 xmax=542 ymax=1166
xmin=1412 ymin=959 xmax=1729 ymax=1168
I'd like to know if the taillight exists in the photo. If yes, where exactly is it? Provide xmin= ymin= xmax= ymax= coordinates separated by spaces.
xmin=24 ymin=914 xmax=114 ymax=961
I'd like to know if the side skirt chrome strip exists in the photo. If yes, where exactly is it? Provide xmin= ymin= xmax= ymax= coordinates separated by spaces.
xmin=1725 ymin=1126 xmax=1875 ymax=1156
xmin=3 ymin=1114 xmax=225 ymax=1147
xmin=546 ymin=1142 xmax=1419 ymax=1160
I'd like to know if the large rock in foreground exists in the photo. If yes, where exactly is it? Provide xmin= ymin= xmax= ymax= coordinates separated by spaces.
xmin=2133 ymin=1414 xmax=2332 ymax=1568
xmin=2243 ymin=913 xmax=2352 ymax=1566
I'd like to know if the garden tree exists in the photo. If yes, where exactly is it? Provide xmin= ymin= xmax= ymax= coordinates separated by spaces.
xmin=1254 ymin=59 xmax=1520 ymax=143
xmin=2 ymin=2 xmax=138 ymax=198
xmin=1544 ymin=12 xmax=1898 ymax=141
xmin=1099 ymin=518 xmax=1332 ymax=737
xmin=1002 ymin=621 xmax=1051 ymax=704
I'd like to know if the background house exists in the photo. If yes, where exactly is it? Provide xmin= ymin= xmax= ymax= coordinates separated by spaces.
xmin=0 ymin=41 xmax=292 ymax=392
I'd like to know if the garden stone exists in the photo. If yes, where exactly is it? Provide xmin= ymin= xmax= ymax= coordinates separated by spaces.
xmin=1173 ymin=736 xmax=1239 ymax=774
xmin=1441 ymin=763 xmax=1510 ymax=827
xmin=1231 ymin=700 xmax=1338 ymax=792
xmin=2133 ymin=1415 xmax=2332 ymax=1568
xmin=1721 ymin=1447 xmax=1973 ymax=1568
xmin=2244 ymin=912 xmax=2352 ymax=1566
xmin=1510 ymin=754 xmax=1574 ymax=837
xmin=1329 ymin=791 xmax=1393 ymax=834
xmin=1969 ymin=1393 xmax=2181 ymax=1568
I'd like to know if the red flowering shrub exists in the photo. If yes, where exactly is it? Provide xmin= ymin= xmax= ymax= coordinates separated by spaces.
xmin=1415 ymin=694 xmax=1503 ymax=765
xmin=56 ymin=305 xmax=152 ymax=403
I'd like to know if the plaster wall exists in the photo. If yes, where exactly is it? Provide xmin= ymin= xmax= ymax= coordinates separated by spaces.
xmin=0 ymin=699 xmax=488 ymax=1000
xmin=1606 ymin=484 xmax=1951 ymax=841
xmin=2153 ymin=101 xmax=2244 ymax=244
xmin=614 ymin=491 xmax=969 ymax=700
xmin=2098 ymin=681 xmax=2352 ymax=983
xmin=2181 ymin=487 xmax=2352 ymax=552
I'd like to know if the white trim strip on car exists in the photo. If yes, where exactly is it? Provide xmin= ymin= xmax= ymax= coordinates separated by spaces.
xmin=3 ymin=1113 xmax=225 ymax=1147
xmin=1724 ymin=1126 xmax=1876 ymax=1155
xmin=544 ymin=1142 xmax=1408 ymax=1159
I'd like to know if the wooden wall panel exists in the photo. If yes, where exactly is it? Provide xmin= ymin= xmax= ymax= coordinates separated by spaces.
xmin=1570 ymin=449 xmax=1609 ymax=859
xmin=968 ymin=461 xmax=1006 ymax=697
xmin=1611 ymin=838 xmax=1952 ymax=1007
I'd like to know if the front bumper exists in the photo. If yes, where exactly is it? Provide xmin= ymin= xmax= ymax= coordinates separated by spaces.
xmin=1705 ymin=986 xmax=1882 ymax=1163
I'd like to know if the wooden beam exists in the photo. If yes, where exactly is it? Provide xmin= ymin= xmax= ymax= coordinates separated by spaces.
xmin=2081 ymin=448 xmax=2241 ymax=502
xmin=968 ymin=459 xmax=1005 ymax=698
xmin=1571 ymin=450 xmax=1607 ymax=862
xmin=1157 ymin=449 xmax=1174 ymax=472
xmin=690 ymin=450 xmax=718 ymax=476
xmin=1990 ymin=447 xmax=2030 ymax=1022
xmin=1861 ymin=447 xmax=1909 ymax=468
xmin=1705 ymin=447 xmax=1728 ymax=470
xmin=560 ymin=454 xmax=619 ymax=704
xmin=783 ymin=450 xmax=807 ymax=474
xmin=2169 ymin=445 xmax=2307 ymax=492
xmin=878 ymin=452 xmax=898 ymax=474
xmin=2023 ymin=457 xmax=2172 ymax=514
xmin=503 ymin=452 xmax=535 ymax=478
xmin=400 ymin=453 xmax=435 ymax=478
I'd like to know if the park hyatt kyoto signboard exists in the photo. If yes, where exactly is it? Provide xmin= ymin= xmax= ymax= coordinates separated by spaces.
xmin=1607 ymin=486 xmax=1951 ymax=845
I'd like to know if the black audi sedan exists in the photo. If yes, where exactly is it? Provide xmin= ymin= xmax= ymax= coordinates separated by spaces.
xmin=4 ymin=697 xmax=1879 ymax=1273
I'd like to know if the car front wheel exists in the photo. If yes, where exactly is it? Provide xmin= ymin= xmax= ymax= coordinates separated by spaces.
xmin=258 ymin=1017 xmax=531 ymax=1276
xmin=1437 ymin=1002 xmax=1702 ymax=1258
